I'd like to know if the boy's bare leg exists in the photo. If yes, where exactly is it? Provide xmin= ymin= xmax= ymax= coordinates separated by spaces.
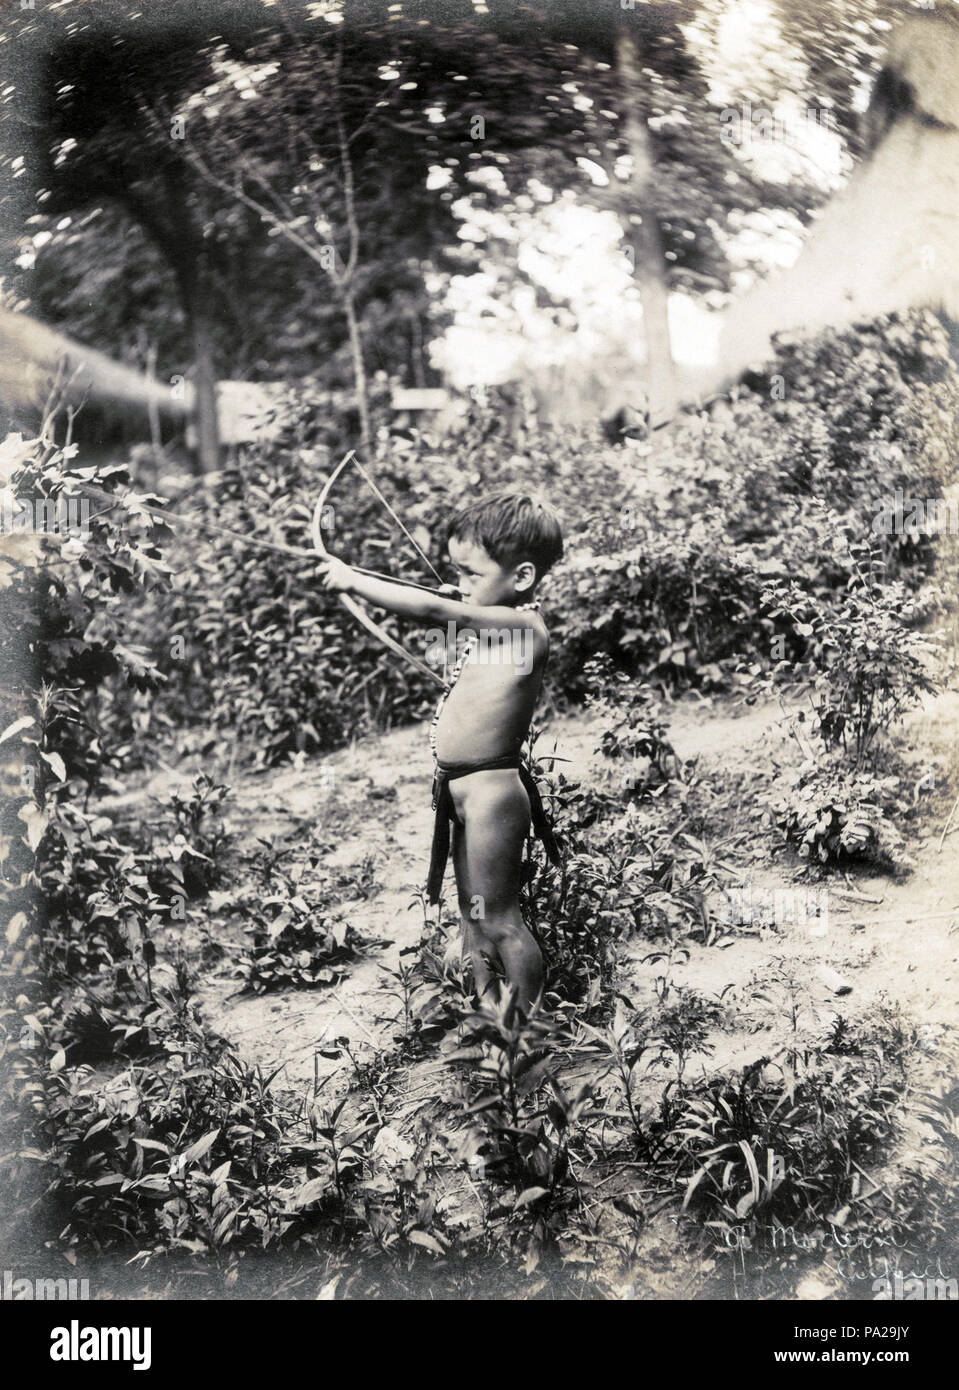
xmin=452 ymin=770 xmax=544 ymax=1013
xmin=452 ymin=822 xmax=497 ymax=1002
xmin=468 ymin=922 xmax=498 ymax=1004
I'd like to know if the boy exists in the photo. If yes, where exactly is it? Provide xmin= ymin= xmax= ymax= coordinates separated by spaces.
xmin=318 ymin=492 xmax=563 ymax=1012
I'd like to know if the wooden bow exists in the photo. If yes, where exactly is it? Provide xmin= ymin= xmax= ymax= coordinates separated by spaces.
xmin=311 ymin=450 xmax=448 ymax=689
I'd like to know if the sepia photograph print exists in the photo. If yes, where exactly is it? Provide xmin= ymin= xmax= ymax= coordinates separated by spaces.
xmin=0 ymin=0 xmax=957 ymax=1346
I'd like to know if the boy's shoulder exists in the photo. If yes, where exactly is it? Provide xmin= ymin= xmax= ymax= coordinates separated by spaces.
xmin=469 ymin=601 xmax=546 ymax=628
xmin=510 ymin=604 xmax=550 ymax=643
xmin=468 ymin=604 xmax=549 ymax=663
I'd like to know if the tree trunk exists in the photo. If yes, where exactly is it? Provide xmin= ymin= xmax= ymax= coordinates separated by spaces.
xmin=189 ymin=255 xmax=221 ymax=474
xmin=342 ymin=290 xmax=371 ymax=445
xmin=616 ymin=24 xmax=677 ymax=427
xmin=122 ymin=175 xmax=220 ymax=473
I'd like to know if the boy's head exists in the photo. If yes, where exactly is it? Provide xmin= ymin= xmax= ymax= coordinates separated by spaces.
xmin=444 ymin=492 xmax=563 ymax=606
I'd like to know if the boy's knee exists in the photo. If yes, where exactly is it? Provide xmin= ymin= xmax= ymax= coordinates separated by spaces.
xmin=481 ymin=913 xmax=532 ymax=951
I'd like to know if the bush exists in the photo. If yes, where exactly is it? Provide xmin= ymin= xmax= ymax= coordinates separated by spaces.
xmin=449 ymin=995 xmax=593 ymax=1262
xmin=147 ymin=774 xmax=231 ymax=899
xmin=0 ymin=437 xmax=179 ymax=996
xmin=587 ymin=656 xmax=680 ymax=796
xmin=240 ymin=893 xmax=374 ymax=994
xmin=231 ymin=847 xmax=386 ymax=993
xmin=0 ymin=436 xmax=171 ymax=786
xmin=148 ymin=445 xmax=439 ymax=768
xmin=549 ymin=519 xmax=773 ymax=698
xmin=548 ymin=310 xmax=959 ymax=701
xmin=36 ymin=799 xmax=166 ymax=980
xmin=758 ymin=535 xmax=941 ymax=767
xmin=769 ymin=758 xmax=911 ymax=870
xmin=661 ymin=1054 xmax=902 ymax=1233
xmin=41 ymin=1004 xmax=302 ymax=1252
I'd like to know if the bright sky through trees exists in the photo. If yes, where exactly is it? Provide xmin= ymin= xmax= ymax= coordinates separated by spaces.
xmin=428 ymin=0 xmax=849 ymax=389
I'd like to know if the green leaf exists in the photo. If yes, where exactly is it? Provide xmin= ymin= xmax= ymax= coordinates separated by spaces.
xmin=0 ymin=716 xmax=35 ymax=744
xmin=513 ymin=1186 xmax=549 ymax=1209
xmin=40 ymin=750 xmax=67 ymax=781
xmin=291 ymin=1176 xmax=331 ymax=1209
xmin=181 ymin=1128 xmax=220 ymax=1165
xmin=408 ymin=1230 xmax=446 ymax=1256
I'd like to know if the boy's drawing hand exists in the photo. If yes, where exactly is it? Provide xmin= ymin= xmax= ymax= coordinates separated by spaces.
xmin=436 ymin=583 xmax=460 ymax=598
xmin=317 ymin=555 xmax=354 ymax=592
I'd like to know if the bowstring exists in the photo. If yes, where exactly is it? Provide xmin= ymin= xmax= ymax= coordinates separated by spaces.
xmin=348 ymin=452 xmax=444 ymax=586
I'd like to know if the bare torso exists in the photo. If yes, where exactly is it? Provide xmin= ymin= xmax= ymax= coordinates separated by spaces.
xmin=432 ymin=614 xmax=548 ymax=764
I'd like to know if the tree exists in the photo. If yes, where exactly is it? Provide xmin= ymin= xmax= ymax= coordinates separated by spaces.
xmin=616 ymin=17 xmax=676 ymax=423
xmin=169 ymin=29 xmax=394 ymax=445
xmin=4 ymin=0 xmax=921 ymax=453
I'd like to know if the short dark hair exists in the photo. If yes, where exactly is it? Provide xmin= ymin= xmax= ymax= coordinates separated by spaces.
xmin=445 ymin=492 xmax=564 ymax=580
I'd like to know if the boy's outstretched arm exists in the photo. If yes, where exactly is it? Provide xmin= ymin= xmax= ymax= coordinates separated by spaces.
xmin=317 ymin=556 xmax=528 ymax=630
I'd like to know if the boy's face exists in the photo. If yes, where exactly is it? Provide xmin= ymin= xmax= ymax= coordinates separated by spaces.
xmin=448 ymin=535 xmax=532 ymax=607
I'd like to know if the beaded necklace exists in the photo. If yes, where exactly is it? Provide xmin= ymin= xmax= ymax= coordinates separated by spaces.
xmin=428 ymin=599 xmax=541 ymax=761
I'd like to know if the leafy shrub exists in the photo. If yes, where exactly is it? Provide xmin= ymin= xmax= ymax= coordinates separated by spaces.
xmin=749 ymin=527 xmax=941 ymax=868
xmin=530 ymin=849 xmax=630 ymax=1014
xmin=122 ymin=447 xmax=435 ymax=768
xmin=548 ymin=518 xmax=772 ymax=699
xmin=41 ymin=1005 xmax=301 ymax=1251
xmin=769 ymin=758 xmax=911 ymax=870
xmin=53 ymin=989 xmax=164 ymax=1065
xmin=0 ymin=435 xmax=172 ymax=786
xmin=520 ymin=752 xmax=627 ymax=1014
xmin=662 ymin=310 xmax=959 ymax=582
xmin=449 ymin=994 xmax=593 ymax=1264
xmin=548 ymin=310 xmax=959 ymax=701
xmin=824 ymin=997 xmax=917 ymax=1068
xmin=520 ymin=694 xmax=731 ymax=1013
xmin=147 ymin=773 xmax=231 ymax=898
xmin=379 ymin=924 xmax=475 ymax=1053
xmin=239 ymin=878 xmax=380 ymax=993
xmin=653 ymin=987 xmax=724 ymax=1088
xmin=587 ymin=656 xmax=679 ymax=796
xmin=0 ymin=437 xmax=182 ymax=989
xmin=36 ymin=799 xmax=166 ymax=981
xmin=661 ymin=1055 xmax=902 ymax=1234
xmin=523 ymin=799 xmax=714 ymax=1014
xmin=766 ymin=310 xmax=959 ymax=559
xmin=759 ymin=548 xmax=941 ymax=768
xmin=584 ymin=985 xmax=725 ymax=1151
xmin=0 ymin=434 xmax=176 ymax=1236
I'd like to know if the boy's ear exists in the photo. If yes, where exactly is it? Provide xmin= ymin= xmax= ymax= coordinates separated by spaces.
xmin=514 ymin=561 xmax=537 ymax=595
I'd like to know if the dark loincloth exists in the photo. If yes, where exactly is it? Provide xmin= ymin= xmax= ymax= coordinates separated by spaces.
xmin=426 ymin=753 xmax=562 ymax=904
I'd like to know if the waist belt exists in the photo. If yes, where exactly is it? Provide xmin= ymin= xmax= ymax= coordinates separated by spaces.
xmin=426 ymin=755 xmax=562 ymax=904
